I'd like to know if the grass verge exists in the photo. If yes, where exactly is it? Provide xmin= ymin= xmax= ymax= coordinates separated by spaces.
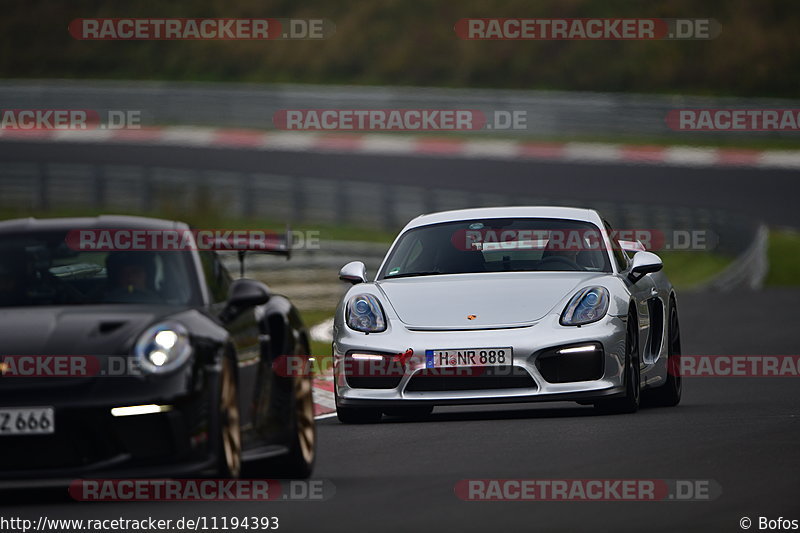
xmin=659 ymin=252 xmax=733 ymax=290
xmin=765 ymin=230 xmax=800 ymax=286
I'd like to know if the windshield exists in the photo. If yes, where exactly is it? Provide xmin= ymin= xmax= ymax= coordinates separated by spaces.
xmin=0 ymin=231 xmax=200 ymax=307
xmin=378 ymin=218 xmax=612 ymax=279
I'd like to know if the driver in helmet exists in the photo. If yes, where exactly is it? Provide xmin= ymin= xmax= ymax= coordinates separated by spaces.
xmin=104 ymin=251 xmax=160 ymax=302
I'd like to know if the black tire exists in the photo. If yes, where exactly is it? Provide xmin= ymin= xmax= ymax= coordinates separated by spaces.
xmin=644 ymin=298 xmax=682 ymax=407
xmin=249 ymin=353 xmax=317 ymax=479
xmin=595 ymin=309 xmax=641 ymax=415
xmin=383 ymin=405 xmax=434 ymax=419
xmin=271 ymin=373 xmax=316 ymax=478
xmin=216 ymin=355 xmax=242 ymax=478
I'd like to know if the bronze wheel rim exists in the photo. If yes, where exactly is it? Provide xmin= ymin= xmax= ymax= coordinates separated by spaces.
xmin=221 ymin=358 xmax=241 ymax=477
xmin=295 ymin=375 xmax=316 ymax=465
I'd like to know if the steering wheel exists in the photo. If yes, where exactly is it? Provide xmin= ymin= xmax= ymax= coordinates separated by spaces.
xmin=537 ymin=255 xmax=585 ymax=271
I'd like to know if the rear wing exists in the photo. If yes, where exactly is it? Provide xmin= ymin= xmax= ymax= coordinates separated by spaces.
xmin=236 ymin=225 xmax=292 ymax=277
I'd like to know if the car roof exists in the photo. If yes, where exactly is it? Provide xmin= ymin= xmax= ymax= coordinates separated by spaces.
xmin=402 ymin=206 xmax=603 ymax=231
xmin=0 ymin=215 xmax=189 ymax=233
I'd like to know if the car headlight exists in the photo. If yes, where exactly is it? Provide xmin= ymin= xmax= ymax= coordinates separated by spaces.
xmin=346 ymin=294 xmax=387 ymax=333
xmin=561 ymin=287 xmax=610 ymax=326
xmin=134 ymin=321 xmax=193 ymax=374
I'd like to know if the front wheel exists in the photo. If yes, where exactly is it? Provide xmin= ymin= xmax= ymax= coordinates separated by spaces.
xmin=643 ymin=298 xmax=682 ymax=407
xmin=276 ymin=373 xmax=317 ymax=478
xmin=216 ymin=355 xmax=242 ymax=478
xmin=595 ymin=310 xmax=641 ymax=415
xmin=250 ymin=362 xmax=317 ymax=479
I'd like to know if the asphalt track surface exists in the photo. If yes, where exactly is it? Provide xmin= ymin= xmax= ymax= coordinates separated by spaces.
xmin=1 ymin=141 xmax=799 ymax=532
xmin=3 ymin=289 xmax=799 ymax=532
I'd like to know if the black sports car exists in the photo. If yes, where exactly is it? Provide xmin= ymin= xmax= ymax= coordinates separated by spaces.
xmin=0 ymin=216 xmax=315 ymax=487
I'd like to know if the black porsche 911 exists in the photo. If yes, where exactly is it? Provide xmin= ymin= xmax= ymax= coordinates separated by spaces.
xmin=0 ymin=216 xmax=315 ymax=487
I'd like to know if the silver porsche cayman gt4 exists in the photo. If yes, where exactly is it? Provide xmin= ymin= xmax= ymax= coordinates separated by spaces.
xmin=333 ymin=206 xmax=682 ymax=423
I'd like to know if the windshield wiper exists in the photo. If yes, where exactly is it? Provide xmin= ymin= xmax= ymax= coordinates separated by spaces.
xmin=383 ymin=270 xmax=443 ymax=279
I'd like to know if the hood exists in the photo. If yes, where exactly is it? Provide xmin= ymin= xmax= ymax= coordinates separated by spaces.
xmin=0 ymin=305 xmax=186 ymax=389
xmin=378 ymin=272 xmax=599 ymax=329
xmin=0 ymin=305 xmax=183 ymax=356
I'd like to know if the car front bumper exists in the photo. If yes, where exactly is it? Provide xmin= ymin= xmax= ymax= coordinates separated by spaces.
xmin=0 ymin=364 xmax=223 ymax=488
xmin=334 ymin=313 xmax=629 ymax=408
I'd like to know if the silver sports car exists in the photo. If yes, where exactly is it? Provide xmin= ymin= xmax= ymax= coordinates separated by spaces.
xmin=333 ymin=207 xmax=682 ymax=423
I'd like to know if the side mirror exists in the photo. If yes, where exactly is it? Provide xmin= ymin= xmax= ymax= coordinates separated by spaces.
xmin=339 ymin=261 xmax=367 ymax=284
xmin=628 ymin=251 xmax=663 ymax=283
xmin=221 ymin=279 xmax=271 ymax=322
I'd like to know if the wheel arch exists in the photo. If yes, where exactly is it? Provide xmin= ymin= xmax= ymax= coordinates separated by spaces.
xmin=258 ymin=295 xmax=310 ymax=359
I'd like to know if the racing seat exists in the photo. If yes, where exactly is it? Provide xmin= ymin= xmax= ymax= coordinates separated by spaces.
xmin=576 ymin=250 xmax=603 ymax=269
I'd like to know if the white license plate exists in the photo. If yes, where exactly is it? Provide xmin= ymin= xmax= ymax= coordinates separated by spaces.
xmin=0 ymin=407 xmax=55 ymax=435
xmin=425 ymin=348 xmax=513 ymax=368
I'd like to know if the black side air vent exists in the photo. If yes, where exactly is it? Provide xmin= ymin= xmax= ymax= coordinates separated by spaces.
xmin=98 ymin=321 xmax=126 ymax=334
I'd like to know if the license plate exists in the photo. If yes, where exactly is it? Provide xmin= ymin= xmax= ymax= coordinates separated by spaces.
xmin=425 ymin=348 xmax=513 ymax=368
xmin=0 ymin=407 xmax=55 ymax=435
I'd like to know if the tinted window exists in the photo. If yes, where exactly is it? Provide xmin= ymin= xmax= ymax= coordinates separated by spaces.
xmin=379 ymin=218 xmax=612 ymax=279
xmin=200 ymin=251 xmax=232 ymax=303
xmin=0 ymin=231 xmax=200 ymax=307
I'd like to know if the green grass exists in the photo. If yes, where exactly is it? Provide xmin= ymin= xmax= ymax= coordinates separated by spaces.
xmin=658 ymin=251 xmax=733 ymax=290
xmin=0 ymin=206 xmax=399 ymax=244
xmin=4 ymin=1 xmax=799 ymax=98
xmin=300 ymin=309 xmax=335 ymax=363
xmin=765 ymin=230 xmax=800 ymax=286
xmin=1 ymin=206 xmax=741 ymax=286
xmin=1 ymin=204 xmax=738 ymax=290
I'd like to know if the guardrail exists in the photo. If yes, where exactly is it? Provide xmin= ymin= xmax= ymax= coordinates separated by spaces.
xmin=700 ymin=224 xmax=769 ymax=291
xmin=0 ymin=160 xmax=759 ymax=257
xmin=0 ymin=158 xmax=768 ymax=299
xmin=1 ymin=80 xmax=798 ymax=139
xmin=0 ymin=80 xmax=772 ymax=294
